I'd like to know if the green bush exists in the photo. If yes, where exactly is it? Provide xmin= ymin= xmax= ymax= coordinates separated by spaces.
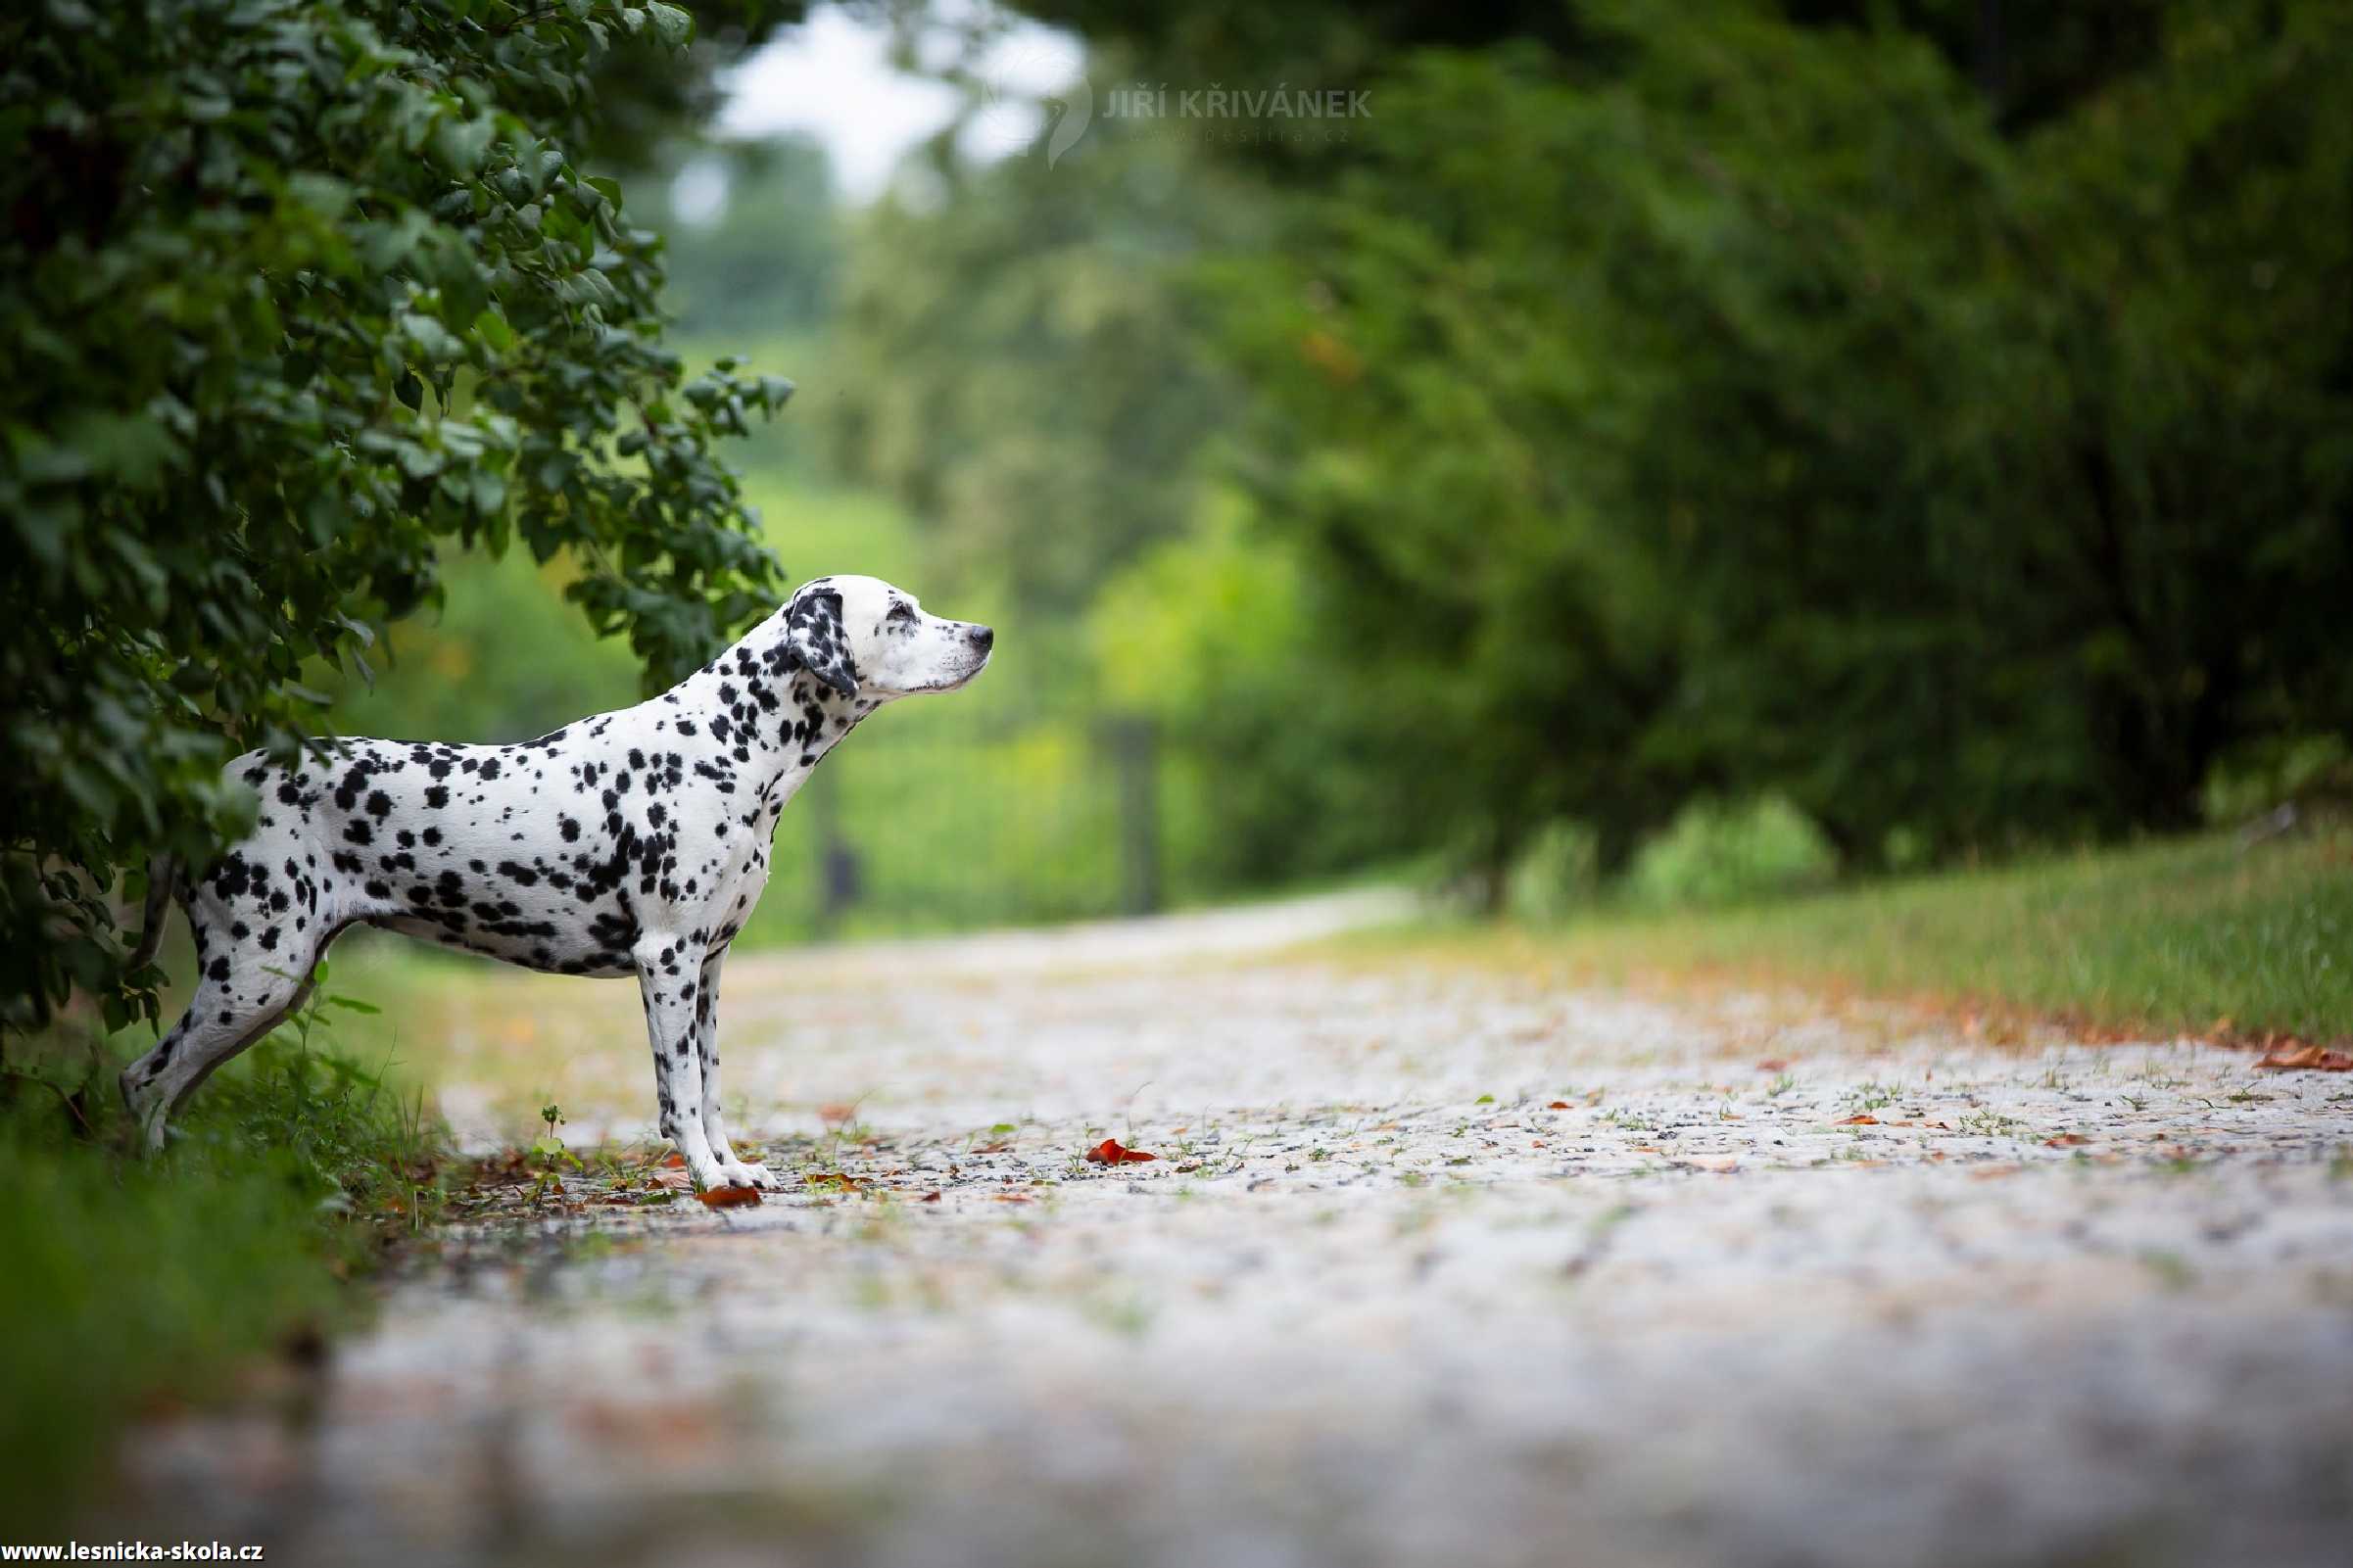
xmin=0 ymin=985 xmax=442 ymax=1533
xmin=1623 ymin=798 xmax=1842 ymax=911
xmin=1 ymin=0 xmax=793 ymax=1033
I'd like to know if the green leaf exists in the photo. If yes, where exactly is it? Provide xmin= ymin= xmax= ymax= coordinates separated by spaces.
xmin=647 ymin=3 xmax=694 ymax=48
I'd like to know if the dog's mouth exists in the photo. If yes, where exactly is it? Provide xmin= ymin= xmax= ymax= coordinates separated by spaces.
xmin=907 ymin=651 xmax=990 ymax=694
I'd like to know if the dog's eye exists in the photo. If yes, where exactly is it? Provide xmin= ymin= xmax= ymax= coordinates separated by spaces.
xmin=887 ymin=603 xmax=917 ymax=624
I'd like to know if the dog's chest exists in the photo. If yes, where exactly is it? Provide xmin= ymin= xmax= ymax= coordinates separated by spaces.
xmin=696 ymin=790 xmax=781 ymax=944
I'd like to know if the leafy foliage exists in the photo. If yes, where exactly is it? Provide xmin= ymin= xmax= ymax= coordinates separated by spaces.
xmin=0 ymin=0 xmax=796 ymax=1030
xmin=1199 ymin=0 xmax=2353 ymax=884
xmin=816 ymin=138 xmax=1256 ymax=616
xmin=1 ymin=988 xmax=445 ymax=1531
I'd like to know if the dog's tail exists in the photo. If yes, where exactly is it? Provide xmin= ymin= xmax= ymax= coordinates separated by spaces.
xmin=124 ymin=855 xmax=177 ymax=973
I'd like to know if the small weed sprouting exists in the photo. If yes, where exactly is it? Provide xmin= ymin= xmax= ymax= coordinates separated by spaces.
xmin=1847 ymin=1080 xmax=1899 ymax=1113
xmin=528 ymin=1102 xmax=584 ymax=1203
xmin=1958 ymin=1109 xmax=2028 ymax=1140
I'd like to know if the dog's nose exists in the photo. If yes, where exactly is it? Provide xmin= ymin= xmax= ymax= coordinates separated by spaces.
xmin=968 ymin=625 xmax=994 ymax=650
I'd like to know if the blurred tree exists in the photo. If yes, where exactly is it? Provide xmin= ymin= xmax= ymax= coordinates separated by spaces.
xmin=1202 ymin=0 xmax=2352 ymax=886
xmin=640 ymin=134 xmax=840 ymax=342
xmin=1004 ymin=0 xmax=2169 ymax=138
xmin=0 ymin=0 xmax=797 ymax=1031
xmin=816 ymin=137 xmax=1261 ymax=618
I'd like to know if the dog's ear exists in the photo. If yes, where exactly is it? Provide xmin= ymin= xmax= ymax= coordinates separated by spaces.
xmin=783 ymin=587 xmax=858 ymax=697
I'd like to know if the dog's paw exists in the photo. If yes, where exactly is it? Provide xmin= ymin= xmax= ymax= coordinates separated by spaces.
xmin=720 ymin=1160 xmax=775 ymax=1190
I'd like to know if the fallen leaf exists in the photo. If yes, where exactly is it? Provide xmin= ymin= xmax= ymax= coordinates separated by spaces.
xmin=920 ymin=1190 xmax=942 ymax=1203
xmin=2258 ymin=1043 xmax=2353 ymax=1071
xmin=994 ymin=1192 xmax=1034 ymax=1204
xmin=1086 ymin=1138 xmax=1158 ymax=1164
xmin=803 ymin=1171 xmax=864 ymax=1191
xmin=817 ymin=1102 xmax=857 ymax=1125
xmin=661 ymin=1152 xmax=686 ymax=1168
xmin=1837 ymin=1114 xmax=1879 ymax=1125
xmin=1755 ymin=1059 xmax=1790 ymax=1072
xmin=697 ymin=1184 xmax=762 ymax=1209
xmin=1547 ymin=1100 xmax=1571 ymax=1110
xmin=2043 ymin=1133 xmax=2092 ymax=1148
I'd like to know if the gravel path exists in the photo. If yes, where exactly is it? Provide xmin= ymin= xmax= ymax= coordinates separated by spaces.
xmin=112 ymin=899 xmax=2353 ymax=1567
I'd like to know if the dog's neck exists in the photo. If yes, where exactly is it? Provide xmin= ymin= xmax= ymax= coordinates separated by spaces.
xmin=664 ymin=650 xmax=875 ymax=821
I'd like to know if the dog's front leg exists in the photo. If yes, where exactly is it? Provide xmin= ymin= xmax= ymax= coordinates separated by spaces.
xmin=695 ymin=948 xmax=775 ymax=1190
xmin=636 ymin=933 xmax=728 ymax=1190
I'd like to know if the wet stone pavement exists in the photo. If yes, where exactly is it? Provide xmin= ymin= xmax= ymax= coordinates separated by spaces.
xmin=108 ymin=901 xmax=2353 ymax=1568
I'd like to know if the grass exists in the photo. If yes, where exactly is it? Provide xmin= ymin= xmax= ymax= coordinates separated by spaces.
xmin=0 ymin=972 xmax=447 ymax=1534
xmin=1371 ymin=829 xmax=2353 ymax=1045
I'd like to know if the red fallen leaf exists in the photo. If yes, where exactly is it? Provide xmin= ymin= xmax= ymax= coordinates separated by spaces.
xmin=1547 ymin=1100 xmax=1572 ymax=1110
xmin=1085 ymin=1138 xmax=1157 ymax=1164
xmin=920 ymin=1190 xmax=942 ymax=1203
xmin=803 ymin=1171 xmax=864 ymax=1191
xmin=994 ymin=1192 xmax=1034 ymax=1204
xmin=1755 ymin=1059 xmax=1791 ymax=1072
xmin=1837 ymin=1114 xmax=1879 ymax=1125
xmin=660 ymin=1152 xmax=686 ymax=1168
xmin=697 ymin=1183 xmax=762 ymax=1209
xmin=817 ymin=1102 xmax=857 ymax=1125
xmin=2043 ymin=1133 xmax=2092 ymax=1148
xmin=2258 ymin=1043 xmax=2353 ymax=1071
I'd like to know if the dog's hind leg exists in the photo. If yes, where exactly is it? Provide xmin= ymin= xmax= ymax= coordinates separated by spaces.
xmin=693 ymin=949 xmax=771 ymax=1190
xmin=637 ymin=933 xmax=728 ymax=1190
xmin=120 ymin=914 xmax=317 ymax=1154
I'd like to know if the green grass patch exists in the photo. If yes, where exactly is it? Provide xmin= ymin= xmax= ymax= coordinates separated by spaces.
xmin=1386 ymin=830 xmax=2353 ymax=1043
xmin=0 ymin=972 xmax=446 ymax=1533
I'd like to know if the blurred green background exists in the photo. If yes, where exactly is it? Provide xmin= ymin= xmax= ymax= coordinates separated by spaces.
xmin=320 ymin=0 xmax=2353 ymax=939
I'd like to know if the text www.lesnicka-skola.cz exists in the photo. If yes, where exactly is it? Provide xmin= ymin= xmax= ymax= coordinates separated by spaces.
xmin=0 ymin=1545 xmax=262 ymax=1561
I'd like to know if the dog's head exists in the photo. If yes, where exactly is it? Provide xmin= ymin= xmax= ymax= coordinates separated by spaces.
xmin=779 ymin=575 xmax=993 ymax=700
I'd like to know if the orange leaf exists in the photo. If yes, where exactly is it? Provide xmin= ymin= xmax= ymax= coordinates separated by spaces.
xmin=920 ymin=1190 xmax=942 ymax=1203
xmin=1085 ymin=1138 xmax=1157 ymax=1164
xmin=697 ymin=1183 xmax=762 ymax=1209
xmin=1755 ymin=1059 xmax=1790 ymax=1072
xmin=661 ymin=1152 xmax=686 ymax=1168
xmin=1546 ymin=1100 xmax=1571 ymax=1110
xmin=2259 ymin=1043 xmax=2353 ymax=1071
xmin=817 ymin=1102 xmax=856 ymax=1125
xmin=2043 ymin=1133 xmax=2092 ymax=1148
xmin=1837 ymin=1114 xmax=1879 ymax=1125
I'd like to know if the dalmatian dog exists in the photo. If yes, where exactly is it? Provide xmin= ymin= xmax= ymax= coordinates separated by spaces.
xmin=120 ymin=575 xmax=992 ymax=1190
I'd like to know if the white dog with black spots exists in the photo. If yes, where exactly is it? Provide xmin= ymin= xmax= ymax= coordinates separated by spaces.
xmin=120 ymin=576 xmax=993 ymax=1190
